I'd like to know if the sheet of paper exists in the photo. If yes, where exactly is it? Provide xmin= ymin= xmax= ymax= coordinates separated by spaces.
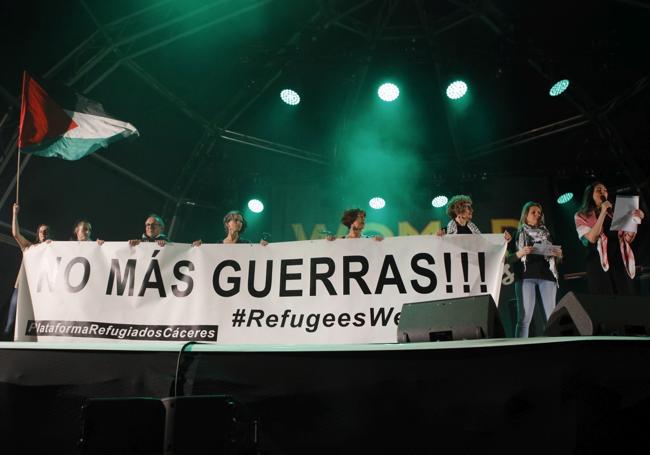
xmin=530 ymin=243 xmax=561 ymax=257
xmin=611 ymin=195 xmax=639 ymax=232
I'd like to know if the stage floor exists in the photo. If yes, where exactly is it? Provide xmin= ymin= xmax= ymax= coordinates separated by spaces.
xmin=3 ymin=334 xmax=649 ymax=352
xmin=1 ymin=337 xmax=650 ymax=454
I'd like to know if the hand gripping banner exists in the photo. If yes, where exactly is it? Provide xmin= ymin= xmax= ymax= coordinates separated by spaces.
xmin=16 ymin=235 xmax=507 ymax=344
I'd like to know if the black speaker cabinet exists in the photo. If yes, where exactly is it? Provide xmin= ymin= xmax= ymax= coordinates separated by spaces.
xmin=161 ymin=395 xmax=257 ymax=455
xmin=80 ymin=395 xmax=256 ymax=455
xmin=80 ymin=397 xmax=166 ymax=454
xmin=545 ymin=291 xmax=650 ymax=336
xmin=397 ymin=294 xmax=504 ymax=342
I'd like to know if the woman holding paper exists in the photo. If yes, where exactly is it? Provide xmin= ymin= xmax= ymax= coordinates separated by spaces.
xmin=509 ymin=202 xmax=562 ymax=338
xmin=574 ymin=182 xmax=644 ymax=295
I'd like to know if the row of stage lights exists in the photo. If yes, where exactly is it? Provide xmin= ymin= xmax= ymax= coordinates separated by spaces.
xmin=280 ymin=79 xmax=571 ymax=105
xmin=367 ymin=196 xmax=449 ymax=210
xmin=367 ymin=191 xmax=575 ymax=211
xmin=245 ymin=191 xmax=574 ymax=215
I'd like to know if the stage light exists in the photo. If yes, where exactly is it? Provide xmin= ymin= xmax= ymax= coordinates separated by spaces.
xmin=369 ymin=197 xmax=386 ymax=210
xmin=549 ymin=79 xmax=569 ymax=97
xmin=280 ymin=89 xmax=300 ymax=105
xmin=248 ymin=199 xmax=264 ymax=213
xmin=557 ymin=192 xmax=574 ymax=204
xmin=377 ymin=83 xmax=399 ymax=102
xmin=431 ymin=195 xmax=448 ymax=208
xmin=446 ymin=81 xmax=467 ymax=100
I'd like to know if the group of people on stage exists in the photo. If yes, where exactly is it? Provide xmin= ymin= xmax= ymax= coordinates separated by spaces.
xmin=437 ymin=182 xmax=644 ymax=337
xmin=6 ymin=181 xmax=646 ymax=340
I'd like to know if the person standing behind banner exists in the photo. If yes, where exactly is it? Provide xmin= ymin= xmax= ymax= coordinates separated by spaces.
xmin=508 ymin=202 xmax=562 ymax=338
xmin=71 ymin=219 xmax=104 ymax=244
xmin=193 ymin=210 xmax=269 ymax=246
xmin=129 ymin=214 xmax=168 ymax=247
xmin=574 ymin=182 xmax=644 ymax=295
xmin=327 ymin=208 xmax=383 ymax=240
xmin=437 ymin=195 xmax=512 ymax=241
xmin=4 ymin=203 xmax=51 ymax=339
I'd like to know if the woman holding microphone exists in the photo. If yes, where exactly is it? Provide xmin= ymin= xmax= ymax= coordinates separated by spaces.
xmin=574 ymin=182 xmax=644 ymax=295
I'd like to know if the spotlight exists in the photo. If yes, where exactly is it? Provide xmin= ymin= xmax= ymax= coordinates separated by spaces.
xmin=377 ymin=83 xmax=399 ymax=102
xmin=549 ymin=79 xmax=569 ymax=97
xmin=431 ymin=195 xmax=448 ymax=208
xmin=369 ymin=197 xmax=386 ymax=210
xmin=446 ymin=81 xmax=467 ymax=100
xmin=248 ymin=199 xmax=264 ymax=213
xmin=556 ymin=192 xmax=574 ymax=205
xmin=280 ymin=89 xmax=300 ymax=105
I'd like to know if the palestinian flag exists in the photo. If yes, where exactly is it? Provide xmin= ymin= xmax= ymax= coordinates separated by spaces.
xmin=18 ymin=71 xmax=138 ymax=160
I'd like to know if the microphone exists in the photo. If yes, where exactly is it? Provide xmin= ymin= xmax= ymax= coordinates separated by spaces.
xmin=600 ymin=195 xmax=613 ymax=215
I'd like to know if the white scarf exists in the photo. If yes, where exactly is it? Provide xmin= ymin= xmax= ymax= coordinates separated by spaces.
xmin=517 ymin=224 xmax=558 ymax=284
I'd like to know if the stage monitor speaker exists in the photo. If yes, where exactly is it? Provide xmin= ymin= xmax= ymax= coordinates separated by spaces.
xmin=545 ymin=291 xmax=650 ymax=336
xmin=397 ymin=294 xmax=504 ymax=342
xmin=79 ymin=397 xmax=166 ymax=454
xmin=161 ymin=395 xmax=257 ymax=455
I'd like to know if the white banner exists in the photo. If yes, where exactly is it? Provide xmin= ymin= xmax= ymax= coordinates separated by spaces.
xmin=16 ymin=235 xmax=506 ymax=344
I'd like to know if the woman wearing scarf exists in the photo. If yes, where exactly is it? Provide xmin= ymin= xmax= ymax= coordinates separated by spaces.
xmin=438 ymin=195 xmax=512 ymax=241
xmin=509 ymin=202 xmax=562 ymax=338
xmin=574 ymin=182 xmax=644 ymax=295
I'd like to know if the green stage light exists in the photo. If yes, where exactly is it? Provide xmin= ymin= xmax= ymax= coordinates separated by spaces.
xmin=557 ymin=192 xmax=574 ymax=204
xmin=248 ymin=199 xmax=264 ymax=213
xmin=369 ymin=197 xmax=386 ymax=209
xmin=446 ymin=80 xmax=467 ymax=100
xmin=431 ymin=195 xmax=448 ymax=208
xmin=549 ymin=79 xmax=570 ymax=97
xmin=280 ymin=89 xmax=300 ymax=105
xmin=377 ymin=83 xmax=399 ymax=102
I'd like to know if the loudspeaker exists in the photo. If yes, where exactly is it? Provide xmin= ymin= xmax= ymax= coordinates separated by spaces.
xmin=80 ymin=397 xmax=166 ymax=454
xmin=161 ymin=395 xmax=257 ymax=455
xmin=80 ymin=395 xmax=256 ymax=455
xmin=397 ymin=295 xmax=504 ymax=342
xmin=545 ymin=292 xmax=650 ymax=336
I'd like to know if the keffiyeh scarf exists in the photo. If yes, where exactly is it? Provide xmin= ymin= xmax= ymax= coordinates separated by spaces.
xmin=575 ymin=211 xmax=635 ymax=279
xmin=517 ymin=224 xmax=558 ymax=284
xmin=446 ymin=219 xmax=481 ymax=234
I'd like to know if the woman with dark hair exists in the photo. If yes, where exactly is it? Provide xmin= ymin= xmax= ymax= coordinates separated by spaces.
xmin=508 ymin=202 xmax=562 ymax=338
xmin=574 ymin=182 xmax=644 ymax=295
xmin=222 ymin=210 xmax=250 ymax=244
xmin=12 ymin=203 xmax=50 ymax=249
xmin=5 ymin=203 xmax=52 ymax=339
xmin=438 ymin=195 xmax=512 ymax=241
xmin=330 ymin=208 xmax=383 ymax=240
xmin=193 ymin=210 xmax=268 ymax=245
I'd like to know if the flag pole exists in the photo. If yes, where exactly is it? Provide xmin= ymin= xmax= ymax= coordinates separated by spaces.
xmin=16 ymin=71 xmax=27 ymax=207
xmin=16 ymin=149 xmax=21 ymax=205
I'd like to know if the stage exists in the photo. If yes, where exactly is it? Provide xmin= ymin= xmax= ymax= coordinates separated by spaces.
xmin=2 ymin=337 xmax=650 ymax=454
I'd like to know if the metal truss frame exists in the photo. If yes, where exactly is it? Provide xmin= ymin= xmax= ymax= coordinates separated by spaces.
xmin=1 ymin=0 xmax=648 ymax=238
